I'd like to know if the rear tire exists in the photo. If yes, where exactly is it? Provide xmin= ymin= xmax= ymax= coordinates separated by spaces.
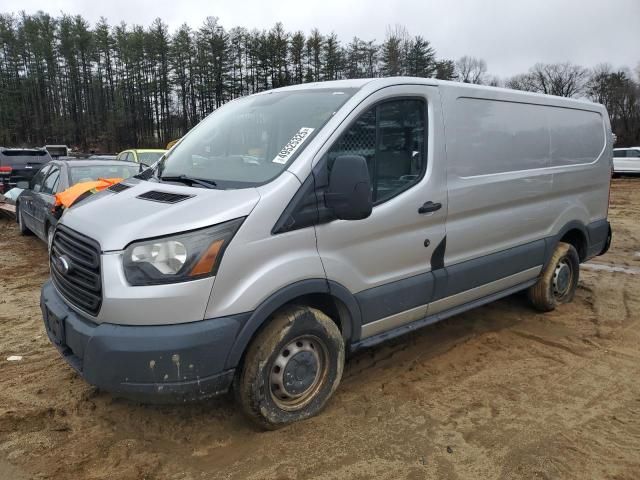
xmin=17 ymin=206 xmax=31 ymax=235
xmin=235 ymin=306 xmax=344 ymax=430
xmin=528 ymin=242 xmax=580 ymax=312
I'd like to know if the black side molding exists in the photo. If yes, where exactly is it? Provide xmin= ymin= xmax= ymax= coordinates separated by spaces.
xmin=431 ymin=236 xmax=446 ymax=270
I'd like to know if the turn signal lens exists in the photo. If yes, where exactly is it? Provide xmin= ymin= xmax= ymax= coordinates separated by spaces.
xmin=189 ymin=239 xmax=224 ymax=276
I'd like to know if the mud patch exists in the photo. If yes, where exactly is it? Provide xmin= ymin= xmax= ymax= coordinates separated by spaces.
xmin=1 ymin=179 xmax=640 ymax=479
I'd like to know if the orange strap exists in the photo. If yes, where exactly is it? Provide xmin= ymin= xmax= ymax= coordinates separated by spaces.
xmin=55 ymin=178 xmax=123 ymax=208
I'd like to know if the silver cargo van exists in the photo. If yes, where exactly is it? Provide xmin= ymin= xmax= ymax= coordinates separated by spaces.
xmin=41 ymin=78 xmax=612 ymax=428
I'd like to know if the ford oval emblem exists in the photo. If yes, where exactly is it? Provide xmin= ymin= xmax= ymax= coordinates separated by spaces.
xmin=55 ymin=255 xmax=72 ymax=275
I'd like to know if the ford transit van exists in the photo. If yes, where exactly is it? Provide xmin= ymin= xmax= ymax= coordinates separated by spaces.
xmin=41 ymin=78 xmax=613 ymax=428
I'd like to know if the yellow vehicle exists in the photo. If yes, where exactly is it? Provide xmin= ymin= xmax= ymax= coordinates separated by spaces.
xmin=116 ymin=149 xmax=167 ymax=167
xmin=166 ymin=139 xmax=180 ymax=149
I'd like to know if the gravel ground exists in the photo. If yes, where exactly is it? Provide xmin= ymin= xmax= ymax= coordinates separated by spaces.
xmin=0 ymin=179 xmax=639 ymax=480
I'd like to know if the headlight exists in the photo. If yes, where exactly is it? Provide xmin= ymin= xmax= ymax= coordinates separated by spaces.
xmin=123 ymin=218 xmax=244 ymax=285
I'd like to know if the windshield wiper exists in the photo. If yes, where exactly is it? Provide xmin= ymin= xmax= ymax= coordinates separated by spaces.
xmin=160 ymin=175 xmax=218 ymax=189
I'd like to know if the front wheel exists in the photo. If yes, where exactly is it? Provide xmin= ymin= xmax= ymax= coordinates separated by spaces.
xmin=235 ymin=306 xmax=345 ymax=430
xmin=528 ymin=242 xmax=580 ymax=312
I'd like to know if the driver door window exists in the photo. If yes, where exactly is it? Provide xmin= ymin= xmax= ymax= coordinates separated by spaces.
xmin=31 ymin=165 xmax=50 ymax=193
xmin=326 ymin=99 xmax=426 ymax=203
xmin=41 ymin=167 xmax=60 ymax=195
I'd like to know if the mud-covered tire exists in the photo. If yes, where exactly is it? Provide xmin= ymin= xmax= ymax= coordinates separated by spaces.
xmin=17 ymin=206 xmax=31 ymax=235
xmin=528 ymin=242 xmax=580 ymax=312
xmin=235 ymin=305 xmax=344 ymax=430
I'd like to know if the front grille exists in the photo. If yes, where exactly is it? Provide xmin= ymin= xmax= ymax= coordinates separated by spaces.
xmin=136 ymin=190 xmax=193 ymax=204
xmin=107 ymin=182 xmax=131 ymax=193
xmin=50 ymin=225 xmax=102 ymax=316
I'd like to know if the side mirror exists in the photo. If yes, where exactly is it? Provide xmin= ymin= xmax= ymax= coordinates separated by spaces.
xmin=325 ymin=155 xmax=372 ymax=220
xmin=16 ymin=180 xmax=29 ymax=189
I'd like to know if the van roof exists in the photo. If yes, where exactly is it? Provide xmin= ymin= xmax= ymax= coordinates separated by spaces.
xmin=265 ymin=77 xmax=601 ymax=108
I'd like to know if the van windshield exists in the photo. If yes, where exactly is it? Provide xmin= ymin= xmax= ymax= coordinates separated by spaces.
xmin=156 ymin=88 xmax=356 ymax=188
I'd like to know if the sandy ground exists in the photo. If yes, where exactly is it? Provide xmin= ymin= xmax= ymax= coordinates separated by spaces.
xmin=1 ymin=179 xmax=639 ymax=480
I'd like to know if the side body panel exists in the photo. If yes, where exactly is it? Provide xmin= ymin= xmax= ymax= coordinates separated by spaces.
xmin=352 ymin=84 xmax=610 ymax=347
xmin=548 ymin=108 xmax=612 ymax=239
xmin=440 ymin=86 xmax=555 ymax=267
xmin=439 ymin=84 xmax=609 ymax=266
xmin=205 ymin=171 xmax=327 ymax=318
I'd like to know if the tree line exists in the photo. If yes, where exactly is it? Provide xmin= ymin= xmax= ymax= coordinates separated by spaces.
xmin=0 ymin=12 xmax=638 ymax=151
xmin=0 ymin=15 xmax=453 ymax=151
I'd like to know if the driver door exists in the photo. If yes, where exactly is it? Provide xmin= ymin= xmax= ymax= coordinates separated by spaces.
xmin=33 ymin=165 xmax=60 ymax=240
xmin=314 ymin=85 xmax=447 ymax=339
xmin=21 ymin=164 xmax=50 ymax=231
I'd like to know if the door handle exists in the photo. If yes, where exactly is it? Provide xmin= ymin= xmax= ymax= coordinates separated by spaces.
xmin=418 ymin=201 xmax=442 ymax=214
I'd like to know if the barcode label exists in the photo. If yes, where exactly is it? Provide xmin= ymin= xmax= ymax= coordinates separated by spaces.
xmin=272 ymin=128 xmax=315 ymax=164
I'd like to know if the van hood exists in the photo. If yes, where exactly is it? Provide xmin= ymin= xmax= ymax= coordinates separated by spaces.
xmin=59 ymin=178 xmax=261 ymax=251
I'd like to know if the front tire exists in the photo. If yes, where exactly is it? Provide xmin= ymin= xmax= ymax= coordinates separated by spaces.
xmin=235 ymin=306 xmax=345 ymax=430
xmin=528 ymin=242 xmax=580 ymax=312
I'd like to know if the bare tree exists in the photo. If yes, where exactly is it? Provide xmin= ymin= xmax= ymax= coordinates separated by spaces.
xmin=506 ymin=73 xmax=541 ymax=92
xmin=455 ymin=56 xmax=487 ymax=84
xmin=586 ymin=63 xmax=614 ymax=106
xmin=508 ymin=62 xmax=588 ymax=97
xmin=486 ymin=76 xmax=501 ymax=87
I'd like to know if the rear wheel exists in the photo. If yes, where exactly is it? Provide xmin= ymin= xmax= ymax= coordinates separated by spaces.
xmin=528 ymin=242 xmax=580 ymax=312
xmin=235 ymin=306 xmax=344 ymax=430
xmin=17 ymin=206 xmax=31 ymax=235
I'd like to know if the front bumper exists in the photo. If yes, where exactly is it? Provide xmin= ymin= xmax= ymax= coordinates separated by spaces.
xmin=41 ymin=280 xmax=250 ymax=402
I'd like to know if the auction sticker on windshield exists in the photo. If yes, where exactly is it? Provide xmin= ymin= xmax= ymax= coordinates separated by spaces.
xmin=272 ymin=127 xmax=315 ymax=164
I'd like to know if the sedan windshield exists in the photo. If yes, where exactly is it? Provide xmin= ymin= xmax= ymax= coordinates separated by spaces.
xmin=70 ymin=164 xmax=140 ymax=185
xmin=157 ymin=88 xmax=357 ymax=188
xmin=138 ymin=152 xmax=165 ymax=165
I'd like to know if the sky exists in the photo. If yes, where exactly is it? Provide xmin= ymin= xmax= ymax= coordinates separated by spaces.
xmin=1 ymin=0 xmax=638 ymax=78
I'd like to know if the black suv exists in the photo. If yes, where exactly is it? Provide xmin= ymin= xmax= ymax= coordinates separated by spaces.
xmin=0 ymin=147 xmax=52 ymax=194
